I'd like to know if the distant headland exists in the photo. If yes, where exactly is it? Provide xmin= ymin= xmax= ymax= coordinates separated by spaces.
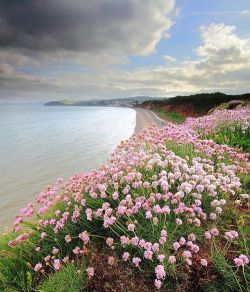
xmin=45 ymin=92 xmax=250 ymax=116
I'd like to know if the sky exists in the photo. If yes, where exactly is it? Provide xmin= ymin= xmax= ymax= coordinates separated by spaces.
xmin=0 ymin=0 xmax=250 ymax=103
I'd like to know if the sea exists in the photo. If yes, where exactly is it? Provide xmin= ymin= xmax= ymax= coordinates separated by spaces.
xmin=0 ymin=104 xmax=136 ymax=229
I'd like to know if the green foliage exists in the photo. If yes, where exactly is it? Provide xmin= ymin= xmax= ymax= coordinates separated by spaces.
xmin=210 ymin=251 xmax=239 ymax=291
xmin=207 ymin=123 xmax=250 ymax=152
xmin=0 ymin=233 xmax=39 ymax=291
xmin=153 ymin=109 xmax=185 ymax=123
xmin=37 ymin=263 xmax=86 ymax=292
xmin=143 ymin=92 xmax=250 ymax=114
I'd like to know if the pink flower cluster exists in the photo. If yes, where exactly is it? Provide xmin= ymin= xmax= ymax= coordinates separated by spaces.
xmin=6 ymin=107 xmax=250 ymax=289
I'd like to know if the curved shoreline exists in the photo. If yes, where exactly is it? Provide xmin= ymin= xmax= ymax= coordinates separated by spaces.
xmin=134 ymin=108 xmax=166 ymax=133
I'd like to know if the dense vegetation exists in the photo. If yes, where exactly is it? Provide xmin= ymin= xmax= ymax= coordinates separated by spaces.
xmin=0 ymin=106 xmax=249 ymax=291
xmin=143 ymin=92 xmax=250 ymax=115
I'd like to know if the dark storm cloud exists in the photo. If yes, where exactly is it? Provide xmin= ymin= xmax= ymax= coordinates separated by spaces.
xmin=0 ymin=0 xmax=137 ymax=52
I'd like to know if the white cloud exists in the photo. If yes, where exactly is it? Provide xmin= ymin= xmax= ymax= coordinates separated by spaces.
xmin=1 ymin=22 xmax=250 ymax=100
xmin=163 ymin=55 xmax=176 ymax=62
xmin=241 ymin=9 xmax=250 ymax=16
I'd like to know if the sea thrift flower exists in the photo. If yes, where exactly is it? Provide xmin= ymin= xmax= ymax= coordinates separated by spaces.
xmin=224 ymin=230 xmax=239 ymax=240
xmin=128 ymin=223 xmax=135 ymax=232
xmin=183 ymin=250 xmax=192 ymax=258
xmin=204 ymin=231 xmax=212 ymax=240
xmin=122 ymin=252 xmax=130 ymax=261
xmin=52 ymin=247 xmax=59 ymax=255
xmin=188 ymin=233 xmax=196 ymax=241
xmin=132 ymin=257 xmax=141 ymax=266
xmin=53 ymin=259 xmax=61 ymax=271
xmin=234 ymin=258 xmax=244 ymax=267
xmin=153 ymin=217 xmax=159 ymax=225
xmin=63 ymin=256 xmax=69 ymax=263
xmin=234 ymin=254 xmax=249 ymax=267
xmin=79 ymin=231 xmax=90 ymax=244
xmin=155 ymin=279 xmax=162 ymax=289
xmin=86 ymin=267 xmax=95 ymax=277
xmin=239 ymin=254 xmax=249 ymax=265
xmin=168 ymin=256 xmax=176 ymax=264
xmin=200 ymin=259 xmax=208 ymax=266
xmin=155 ymin=265 xmax=166 ymax=279
xmin=173 ymin=242 xmax=181 ymax=251
xmin=34 ymin=263 xmax=43 ymax=272
xmin=40 ymin=232 xmax=47 ymax=239
xmin=176 ymin=218 xmax=183 ymax=225
xmin=210 ymin=228 xmax=219 ymax=236
xmin=131 ymin=236 xmax=139 ymax=246
xmin=157 ymin=254 xmax=165 ymax=263
xmin=106 ymin=237 xmax=114 ymax=247
xmin=65 ymin=234 xmax=72 ymax=243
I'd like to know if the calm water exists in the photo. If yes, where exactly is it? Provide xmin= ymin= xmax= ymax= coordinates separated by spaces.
xmin=0 ymin=104 xmax=136 ymax=229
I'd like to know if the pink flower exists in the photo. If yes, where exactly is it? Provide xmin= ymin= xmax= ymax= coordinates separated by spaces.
xmin=155 ymin=264 xmax=166 ymax=279
xmin=120 ymin=236 xmax=129 ymax=245
xmin=152 ymin=243 xmax=159 ymax=252
xmin=52 ymin=247 xmax=59 ymax=255
xmin=185 ymin=258 xmax=192 ymax=265
xmin=239 ymin=254 xmax=249 ymax=265
xmin=40 ymin=232 xmax=47 ymax=239
xmin=188 ymin=233 xmax=196 ymax=241
xmin=155 ymin=279 xmax=162 ymax=289
xmin=106 ymin=237 xmax=114 ymax=247
xmin=234 ymin=254 xmax=249 ymax=267
xmin=63 ymin=256 xmax=69 ymax=263
xmin=173 ymin=242 xmax=180 ymax=251
xmin=210 ymin=228 xmax=219 ymax=236
xmin=132 ymin=257 xmax=141 ymax=266
xmin=234 ymin=258 xmax=244 ymax=267
xmin=86 ymin=267 xmax=95 ymax=277
xmin=168 ymin=255 xmax=176 ymax=264
xmin=183 ymin=250 xmax=192 ymax=258
xmin=144 ymin=250 xmax=153 ymax=260
xmin=204 ymin=231 xmax=212 ymax=240
xmin=44 ymin=255 xmax=51 ymax=262
xmin=224 ymin=230 xmax=239 ymax=240
xmin=73 ymin=246 xmax=82 ymax=255
xmin=176 ymin=218 xmax=183 ymax=225
xmin=53 ymin=259 xmax=61 ymax=271
xmin=122 ymin=252 xmax=130 ymax=261
xmin=131 ymin=236 xmax=139 ymax=246
xmin=79 ymin=231 xmax=90 ymax=244
xmin=200 ymin=259 xmax=208 ymax=266
xmin=34 ymin=263 xmax=43 ymax=272
xmin=65 ymin=234 xmax=72 ymax=243
xmin=179 ymin=237 xmax=186 ymax=246
xmin=145 ymin=210 xmax=152 ymax=219
xmin=128 ymin=223 xmax=135 ymax=232
xmin=157 ymin=254 xmax=165 ymax=263
xmin=153 ymin=217 xmax=159 ymax=225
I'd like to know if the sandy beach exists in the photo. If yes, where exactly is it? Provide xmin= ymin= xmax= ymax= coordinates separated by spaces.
xmin=134 ymin=108 xmax=166 ymax=133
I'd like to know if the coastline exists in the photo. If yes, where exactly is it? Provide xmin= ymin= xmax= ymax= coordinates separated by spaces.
xmin=134 ymin=107 xmax=166 ymax=134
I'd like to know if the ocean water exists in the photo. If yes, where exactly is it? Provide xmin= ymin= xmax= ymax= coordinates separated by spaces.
xmin=0 ymin=104 xmax=136 ymax=229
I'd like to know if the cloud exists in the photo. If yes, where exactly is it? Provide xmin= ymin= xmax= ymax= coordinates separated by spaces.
xmin=0 ymin=19 xmax=250 ymax=100
xmin=241 ymin=9 xmax=250 ymax=16
xmin=163 ymin=55 xmax=176 ymax=62
xmin=0 ymin=0 xmax=175 ymax=56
